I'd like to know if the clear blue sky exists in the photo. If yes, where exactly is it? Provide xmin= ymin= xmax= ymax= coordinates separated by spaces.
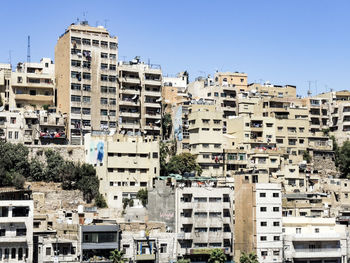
xmin=1 ymin=0 xmax=349 ymax=96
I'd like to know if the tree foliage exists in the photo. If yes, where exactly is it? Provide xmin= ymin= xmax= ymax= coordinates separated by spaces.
xmin=303 ymin=151 xmax=311 ymax=164
xmin=166 ymin=153 xmax=202 ymax=176
xmin=137 ymin=188 xmax=148 ymax=207
xmin=338 ymin=140 xmax=350 ymax=178
xmin=110 ymin=249 xmax=126 ymax=263
xmin=208 ymin=249 xmax=226 ymax=263
xmin=162 ymin=113 xmax=172 ymax=140
xmin=177 ymin=258 xmax=190 ymax=263
xmin=95 ymin=194 xmax=108 ymax=208
xmin=240 ymin=252 xmax=259 ymax=263
xmin=0 ymin=142 xmax=100 ymax=203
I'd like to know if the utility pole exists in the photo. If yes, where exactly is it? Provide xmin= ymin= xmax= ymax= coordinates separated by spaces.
xmin=27 ymin=35 xmax=31 ymax=63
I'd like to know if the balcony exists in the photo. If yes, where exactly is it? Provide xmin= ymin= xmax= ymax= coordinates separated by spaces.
xmin=15 ymin=94 xmax=54 ymax=103
xmin=144 ymin=79 xmax=161 ymax=86
xmin=119 ymin=76 xmax=141 ymax=84
xmin=119 ymin=100 xmax=140 ymax=106
xmin=144 ymin=125 xmax=160 ymax=131
xmin=144 ymin=102 xmax=161 ymax=108
xmin=293 ymin=248 xmax=341 ymax=258
xmin=119 ymin=89 xmax=139 ymax=95
xmin=144 ymin=113 xmax=161 ymax=119
xmin=119 ymin=112 xmax=140 ymax=118
xmin=144 ymin=90 xmax=161 ymax=97
xmin=136 ymin=254 xmax=156 ymax=261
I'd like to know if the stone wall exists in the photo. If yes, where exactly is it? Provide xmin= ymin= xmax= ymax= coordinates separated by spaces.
xmin=27 ymin=145 xmax=85 ymax=163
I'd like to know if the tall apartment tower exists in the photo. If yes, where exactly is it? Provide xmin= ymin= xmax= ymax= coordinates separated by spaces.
xmin=55 ymin=22 xmax=118 ymax=144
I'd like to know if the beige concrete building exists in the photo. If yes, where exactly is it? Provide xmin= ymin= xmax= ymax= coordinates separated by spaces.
xmin=55 ymin=22 xmax=118 ymax=144
xmin=84 ymin=133 xmax=159 ymax=209
xmin=0 ymin=63 xmax=12 ymax=110
xmin=175 ymin=178 xmax=234 ymax=262
xmin=234 ymin=177 xmax=282 ymax=263
xmin=0 ymin=108 xmax=66 ymax=145
xmin=283 ymin=217 xmax=348 ymax=263
xmin=187 ymin=103 xmax=226 ymax=177
xmin=118 ymin=57 xmax=162 ymax=137
xmin=246 ymin=82 xmax=297 ymax=98
xmin=0 ymin=189 xmax=34 ymax=263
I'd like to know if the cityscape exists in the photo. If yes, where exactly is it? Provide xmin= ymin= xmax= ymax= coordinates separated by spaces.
xmin=1 ymin=2 xmax=350 ymax=263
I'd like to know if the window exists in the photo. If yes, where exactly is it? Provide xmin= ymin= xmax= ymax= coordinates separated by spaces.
xmin=18 ymin=248 xmax=23 ymax=260
xmin=261 ymin=251 xmax=268 ymax=256
xmin=71 ymin=83 xmax=81 ymax=90
xmin=260 ymin=192 xmax=266 ymax=198
xmin=274 ymin=236 xmax=280 ymax=241
xmin=101 ymin=86 xmax=108 ymax=93
xmin=109 ymin=110 xmax=116 ymax=116
xmin=296 ymin=228 xmax=301 ymax=234
xmin=0 ymin=229 xmax=5 ymax=236
xmin=273 ymin=250 xmax=280 ymax=256
xmin=273 ymin=221 xmax=280 ymax=227
xmin=14 ymin=131 xmax=18 ymax=140
xmin=101 ymin=53 xmax=108 ymax=58
xmin=82 ymin=108 xmax=91 ymax=115
xmin=101 ymin=75 xmax=108 ymax=81
xmin=260 ymin=221 xmax=267 ymax=227
xmin=109 ymin=98 xmax=116 ymax=105
xmin=160 ymin=244 xmax=167 ymax=253
xmin=8 ymin=131 xmax=12 ymax=139
xmin=260 ymin=207 xmax=267 ymax=212
xmin=315 ymin=228 xmax=320 ymax=233
xmin=100 ymin=98 xmax=108 ymax=105
xmin=260 ymin=236 xmax=267 ymax=241
xmin=83 ymin=96 xmax=91 ymax=103
xmin=109 ymin=87 xmax=116 ymax=94
xmin=83 ymin=72 xmax=91 ymax=80
xmin=273 ymin=207 xmax=280 ymax=212
xmin=153 ymin=152 xmax=158 ymax=158
xmin=46 ymin=247 xmax=51 ymax=256
xmin=71 ymin=95 xmax=81 ymax=102
xmin=273 ymin=193 xmax=279 ymax=198
xmin=101 ymin=110 xmax=108 ymax=116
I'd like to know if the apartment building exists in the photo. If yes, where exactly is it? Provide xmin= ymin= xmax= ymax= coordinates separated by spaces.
xmin=283 ymin=217 xmax=348 ymax=263
xmin=9 ymin=58 xmax=55 ymax=110
xmin=55 ymin=22 xmax=118 ymax=144
xmin=0 ymin=189 xmax=34 ymax=263
xmin=81 ymin=223 xmax=120 ymax=261
xmin=118 ymin=57 xmax=162 ymax=137
xmin=235 ymin=177 xmax=282 ymax=263
xmin=0 ymin=63 xmax=12 ymax=110
xmin=0 ymin=109 xmax=66 ymax=145
xmin=187 ymin=104 xmax=226 ymax=177
xmin=84 ymin=133 xmax=159 ymax=209
xmin=175 ymin=178 xmax=234 ymax=262
xmin=246 ymin=82 xmax=297 ymax=98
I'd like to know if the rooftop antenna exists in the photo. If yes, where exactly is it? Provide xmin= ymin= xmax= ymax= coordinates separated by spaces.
xmin=315 ymin=80 xmax=318 ymax=95
xmin=104 ymin=19 xmax=109 ymax=28
xmin=27 ymin=35 xmax=31 ymax=63
xmin=8 ymin=50 xmax=12 ymax=66
xmin=307 ymin=81 xmax=312 ymax=97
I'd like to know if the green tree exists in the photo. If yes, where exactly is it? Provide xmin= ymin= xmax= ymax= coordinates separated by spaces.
xmin=338 ymin=140 xmax=350 ymax=178
xmin=137 ymin=188 xmax=148 ymax=207
xmin=166 ymin=153 xmax=202 ymax=176
xmin=331 ymin=135 xmax=339 ymax=167
xmin=0 ymin=142 xmax=30 ymax=186
xmin=75 ymin=164 xmax=99 ymax=203
xmin=303 ymin=151 xmax=311 ymax=164
xmin=162 ymin=113 xmax=172 ymax=140
xmin=177 ymin=258 xmax=190 ymax=263
xmin=110 ymin=249 xmax=126 ymax=263
xmin=12 ymin=172 xmax=25 ymax=189
xmin=29 ymin=159 xmax=45 ymax=181
xmin=208 ymin=248 xmax=226 ymax=263
xmin=95 ymin=193 xmax=108 ymax=208
xmin=44 ymin=149 xmax=66 ymax=182
xmin=240 ymin=252 xmax=259 ymax=263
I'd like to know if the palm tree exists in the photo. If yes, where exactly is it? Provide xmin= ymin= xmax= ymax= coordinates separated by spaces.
xmin=110 ymin=249 xmax=126 ymax=263
xmin=239 ymin=252 xmax=259 ymax=263
xmin=208 ymin=248 xmax=226 ymax=263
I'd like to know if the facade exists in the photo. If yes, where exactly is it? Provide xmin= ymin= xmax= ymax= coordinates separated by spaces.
xmin=0 ymin=109 xmax=66 ymax=145
xmin=283 ymin=217 xmax=348 ymax=263
xmin=118 ymin=58 xmax=162 ymax=137
xmin=80 ymin=224 xmax=120 ymax=261
xmin=55 ymin=22 xmax=118 ymax=144
xmin=175 ymin=178 xmax=234 ymax=262
xmin=0 ymin=189 xmax=34 ymax=263
xmin=234 ymin=177 xmax=282 ymax=263
xmin=84 ymin=133 xmax=160 ymax=209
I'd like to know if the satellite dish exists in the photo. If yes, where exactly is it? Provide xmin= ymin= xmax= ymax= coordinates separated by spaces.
xmin=0 ymin=106 xmax=4 ymax=112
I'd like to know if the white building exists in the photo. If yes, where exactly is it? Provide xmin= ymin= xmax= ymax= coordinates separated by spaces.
xmin=175 ymin=177 xmax=234 ymax=262
xmin=0 ymin=189 xmax=34 ymax=263
xmin=283 ymin=217 xmax=348 ymax=263
xmin=255 ymin=183 xmax=283 ymax=263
